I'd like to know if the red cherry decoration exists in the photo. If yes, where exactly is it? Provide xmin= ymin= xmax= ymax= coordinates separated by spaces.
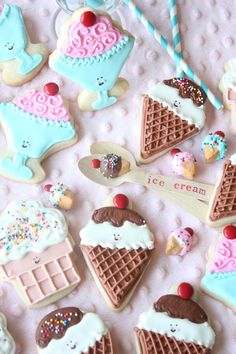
xmin=223 ymin=225 xmax=236 ymax=240
xmin=171 ymin=148 xmax=181 ymax=156
xmin=44 ymin=83 xmax=59 ymax=96
xmin=91 ymin=159 xmax=101 ymax=169
xmin=113 ymin=194 xmax=129 ymax=209
xmin=44 ymin=184 xmax=53 ymax=192
xmin=80 ymin=11 xmax=96 ymax=27
xmin=177 ymin=282 xmax=194 ymax=300
xmin=214 ymin=131 xmax=225 ymax=139
xmin=184 ymin=227 xmax=194 ymax=236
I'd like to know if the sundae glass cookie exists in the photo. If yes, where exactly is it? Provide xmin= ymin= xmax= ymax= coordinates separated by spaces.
xmin=166 ymin=227 xmax=194 ymax=256
xmin=201 ymin=131 xmax=227 ymax=163
xmin=91 ymin=153 xmax=130 ymax=178
xmin=0 ymin=4 xmax=48 ymax=86
xmin=0 ymin=312 xmax=15 ymax=354
xmin=171 ymin=148 xmax=197 ymax=180
xmin=201 ymin=225 xmax=236 ymax=312
xmin=36 ymin=307 xmax=113 ymax=354
xmin=140 ymin=78 xmax=206 ymax=163
xmin=0 ymin=200 xmax=81 ymax=308
xmin=80 ymin=194 xmax=155 ymax=311
xmin=0 ymin=83 xmax=78 ymax=183
xmin=44 ymin=183 xmax=74 ymax=210
xmin=49 ymin=7 xmax=134 ymax=111
xmin=134 ymin=282 xmax=215 ymax=354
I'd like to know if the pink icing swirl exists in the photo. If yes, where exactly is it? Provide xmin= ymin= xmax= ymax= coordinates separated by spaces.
xmin=61 ymin=15 xmax=124 ymax=58
xmin=209 ymin=238 xmax=236 ymax=273
xmin=13 ymin=90 xmax=70 ymax=121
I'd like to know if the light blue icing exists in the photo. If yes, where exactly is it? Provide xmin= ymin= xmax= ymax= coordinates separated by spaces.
xmin=51 ymin=35 xmax=134 ymax=110
xmin=201 ymin=133 xmax=227 ymax=160
xmin=0 ymin=4 xmax=43 ymax=74
xmin=85 ymin=0 xmax=104 ymax=8
xmin=0 ymin=103 xmax=76 ymax=181
xmin=202 ymin=271 xmax=236 ymax=308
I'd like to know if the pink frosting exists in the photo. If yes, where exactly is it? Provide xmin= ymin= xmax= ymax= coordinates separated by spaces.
xmin=172 ymin=152 xmax=195 ymax=175
xmin=13 ymin=89 xmax=70 ymax=121
xmin=209 ymin=237 xmax=236 ymax=273
xmin=170 ymin=228 xmax=193 ymax=256
xmin=61 ymin=14 xmax=124 ymax=58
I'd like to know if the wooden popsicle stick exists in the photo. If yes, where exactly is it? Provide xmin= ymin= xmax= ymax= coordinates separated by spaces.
xmin=227 ymin=88 xmax=236 ymax=135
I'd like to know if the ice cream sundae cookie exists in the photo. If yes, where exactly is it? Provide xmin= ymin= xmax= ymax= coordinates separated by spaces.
xmin=80 ymin=194 xmax=155 ymax=311
xmin=44 ymin=183 xmax=74 ymax=210
xmin=201 ymin=131 xmax=227 ymax=163
xmin=0 ymin=200 xmax=81 ymax=308
xmin=166 ymin=227 xmax=194 ymax=256
xmin=0 ymin=312 xmax=15 ymax=354
xmin=0 ymin=4 xmax=48 ymax=86
xmin=201 ymin=225 xmax=236 ymax=312
xmin=134 ymin=282 xmax=215 ymax=354
xmin=140 ymin=78 xmax=206 ymax=163
xmin=91 ymin=153 xmax=130 ymax=178
xmin=36 ymin=307 xmax=113 ymax=354
xmin=171 ymin=148 xmax=196 ymax=180
xmin=49 ymin=7 xmax=134 ymax=111
xmin=0 ymin=83 xmax=78 ymax=184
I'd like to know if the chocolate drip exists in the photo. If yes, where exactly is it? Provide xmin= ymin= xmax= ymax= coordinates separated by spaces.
xmin=92 ymin=207 xmax=146 ymax=227
xmin=154 ymin=295 xmax=208 ymax=324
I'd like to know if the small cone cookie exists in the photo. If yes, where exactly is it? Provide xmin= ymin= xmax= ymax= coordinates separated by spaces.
xmin=44 ymin=183 xmax=74 ymax=210
xmin=166 ymin=227 xmax=194 ymax=256
xmin=201 ymin=131 xmax=227 ymax=163
xmin=171 ymin=149 xmax=196 ymax=180
xmin=91 ymin=153 xmax=130 ymax=178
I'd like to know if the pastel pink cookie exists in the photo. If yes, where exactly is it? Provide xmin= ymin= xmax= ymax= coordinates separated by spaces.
xmin=171 ymin=149 xmax=196 ymax=180
xmin=166 ymin=227 xmax=194 ymax=256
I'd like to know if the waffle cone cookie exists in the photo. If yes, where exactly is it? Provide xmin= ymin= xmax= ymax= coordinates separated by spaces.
xmin=140 ymin=78 xmax=206 ymax=163
xmin=201 ymin=225 xmax=236 ymax=313
xmin=134 ymin=283 xmax=215 ymax=354
xmin=36 ymin=307 xmax=113 ymax=353
xmin=80 ymin=194 xmax=155 ymax=311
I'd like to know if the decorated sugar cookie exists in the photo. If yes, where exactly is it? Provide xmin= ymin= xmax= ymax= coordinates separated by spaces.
xmin=166 ymin=227 xmax=194 ymax=256
xmin=36 ymin=307 xmax=113 ymax=354
xmin=201 ymin=225 xmax=236 ymax=312
xmin=0 ymin=4 xmax=48 ymax=86
xmin=80 ymin=194 xmax=155 ymax=311
xmin=201 ymin=131 xmax=227 ymax=163
xmin=91 ymin=153 xmax=130 ymax=178
xmin=49 ymin=7 xmax=135 ymax=111
xmin=171 ymin=148 xmax=196 ymax=180
xmin=0 ymin=312 xmax=16 ymax=354
xmin=0 ymin=83 xmax=78 ymax=183
xmin=44 ymin=183 xmax=74 ymax=210
xmin=0 ymin=200 xmax=81 ymax=308
xmin=140 ymin=78 xmax=207 ymax=162
xmin=134 ymin=282 xmax=215 ymax=354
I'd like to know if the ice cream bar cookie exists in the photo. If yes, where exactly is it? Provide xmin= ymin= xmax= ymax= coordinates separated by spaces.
xmin=0 ymin=4 xmax=48 ymax=86
xmin=80 ymin=194 xmax=155 ymax=311
xmin=0 ymin=83 xmax=78 ymax=184
xmin=0 ymin=312 xmax=15 ymax=354
xmin=36 ymin=307 xmax=113 ymax=354
xmin=0 ymin=200 xmax=81 ymax=308
xmin=140 ymin=78 xmax=206 ymax=163
xmin=49 ymin=7 xmax=134 ymax=111
xmin=134 ymin=283 xmax=215 ymax=354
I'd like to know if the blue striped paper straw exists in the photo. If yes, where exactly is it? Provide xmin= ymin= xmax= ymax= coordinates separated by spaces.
xmin=122 ymin=0 xmax=222 ymax=109
xmin=169 ymin=0 xmax=184 ymax=77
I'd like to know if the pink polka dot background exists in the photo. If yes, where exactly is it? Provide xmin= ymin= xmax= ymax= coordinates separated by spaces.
xmin=1 ymin=0 xmax=236 ymax=353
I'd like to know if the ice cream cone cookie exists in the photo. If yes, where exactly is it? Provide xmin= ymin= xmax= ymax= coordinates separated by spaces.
xmin=140 ymin=78 xmax=207 ymax=163
xmin=91 ymin=153 xmax=130 ymax=178
xmin=49 ymin=7 xmax=134 ymax=111
xmin=0 ymin=312 xmax=16 ymax=354
xmin=201 ymin=225 xmax=236 ymax=312
xmin=166 ymin=227 xmax=194 ymax=256
xmin=171 ymin=149 xmax=196 ymax=180
xmin=0 ymin=83 xmax=78 ymax=184
xmin=80 ymin=194 xmax=155 ymax=311
xmin=0 ymin=4 xmax=48 ymax=86
xmin=134 ymin=283 xmax=215 ymax=354
xmin=0 ymin=200 xmax=81 ymax=308
xmin=36 ymin=307 xmax=113 ymax=354
xmin=44 ymin=183 xmax=74 ymax=210
xmin=201 ymin=131 xmax=227 ymax=163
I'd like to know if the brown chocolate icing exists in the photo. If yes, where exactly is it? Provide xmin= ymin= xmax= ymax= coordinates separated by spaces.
xmin=100 ymin=153 xmax=121 ymax=178
xmin=164 ymin=78 xmax=207 ymax=106
xmin=92 ymin=207 xmax=146 ymax=227
xmin=154 ymin=295 xmax=208 ymax=324
xmin=36 ymin=307 xmax=83 ymax=348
